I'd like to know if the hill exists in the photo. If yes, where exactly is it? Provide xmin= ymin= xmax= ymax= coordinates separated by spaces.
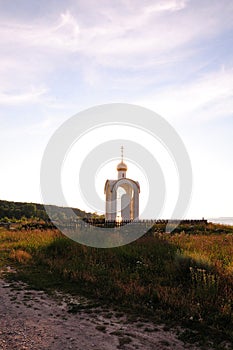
xmin=0 ymin=199 xmax=93 ymax=222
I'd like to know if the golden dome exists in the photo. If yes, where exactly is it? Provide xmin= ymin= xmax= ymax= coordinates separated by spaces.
xmin=117 ymin=161 xmax=127 ymax=171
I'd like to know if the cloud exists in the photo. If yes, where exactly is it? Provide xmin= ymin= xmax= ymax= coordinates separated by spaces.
xmin=0 ymin=0 xmax=233 ymax=99
xmin=137 ymin=67 xmax=233 ymax=122
xmin=143 ymin=0 xmax=188 ymax=14
xmin=1 ymin=1 xmax=232 ymax=66
xmin=0 ymin=87 xmax=48 ymax=105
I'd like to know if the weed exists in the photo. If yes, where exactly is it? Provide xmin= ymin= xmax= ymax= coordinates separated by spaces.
xmin=96 ymin=325 xmax=106 ymax=332
xmin=118 ymin=336 xmax=132 ymax=348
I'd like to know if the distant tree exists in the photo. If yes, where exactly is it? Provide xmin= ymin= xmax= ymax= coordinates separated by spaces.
xmin=24 ymin=204 xmax=36 ymax=218
xmin=36 ymin=209 xmax=48 ymax=221
xmin=14 ymin=209 xmax=22 ymax=220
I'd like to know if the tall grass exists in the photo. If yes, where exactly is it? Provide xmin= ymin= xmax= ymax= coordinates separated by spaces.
xmin=167 ymin=233 xmax=233 ymax=272
xmin=1 ymin=225 xmax=233 ymax=344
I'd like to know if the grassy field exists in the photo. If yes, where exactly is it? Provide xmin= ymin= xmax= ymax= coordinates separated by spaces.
xmin=0 ymin=223 xmax=233 ymax=348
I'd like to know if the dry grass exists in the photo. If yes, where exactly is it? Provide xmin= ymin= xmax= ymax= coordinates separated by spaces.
xmin=9 ymin=249 xmax=32 ymax=263
xmin=167 ymin=233 xmax=233 ymax=272
xmin=1 ymin=224 xmax=233 ymax=346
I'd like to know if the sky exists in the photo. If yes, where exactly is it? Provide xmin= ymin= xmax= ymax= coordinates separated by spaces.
xmin=0 ymin=0 xmax=233 ymax=220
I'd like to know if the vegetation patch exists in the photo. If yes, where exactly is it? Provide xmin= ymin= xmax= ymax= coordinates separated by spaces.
xmin=96 ymin=325 xmax=106 ymax=332
xmin=0 ymin=223 xmax=233 ymax=348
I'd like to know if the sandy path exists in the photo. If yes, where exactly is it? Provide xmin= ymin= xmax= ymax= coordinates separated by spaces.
xmin=0 ymin=271 xmax=203 ymax=350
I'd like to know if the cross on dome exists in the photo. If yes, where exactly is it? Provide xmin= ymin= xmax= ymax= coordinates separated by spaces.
xmin=117 ymin=146 xmax=127 ymax=173
xmin=121 ymin=145 xmax=124 ymax=162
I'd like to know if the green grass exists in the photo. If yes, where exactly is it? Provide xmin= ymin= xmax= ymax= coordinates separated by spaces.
xmin=0 ymin=224 xmax=233 ymax=349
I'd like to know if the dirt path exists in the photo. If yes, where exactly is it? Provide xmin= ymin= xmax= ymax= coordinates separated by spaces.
xmin=0 ymin=270 xmax=203 ymax=350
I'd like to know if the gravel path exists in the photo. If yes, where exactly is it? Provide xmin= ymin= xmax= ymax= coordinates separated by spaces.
xmin=0 ymin=270 xmax=204 ymax=350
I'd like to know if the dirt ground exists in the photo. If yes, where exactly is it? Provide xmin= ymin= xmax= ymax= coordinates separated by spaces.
xmin=0 ymin=267 xmax=206 ymax=350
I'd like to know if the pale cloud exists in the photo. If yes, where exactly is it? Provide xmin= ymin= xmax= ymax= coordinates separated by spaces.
xmin=0 ymin=1 xmax=233 ymax=110
xmin=144 ymin=0 xmax=188 ymax=14
xmin=0 ymin=87 xmax=48 ymax=105
xmin=0 ymin=0 xmax=232 ymax=68
xmin=0 ymin=0 xmax=232 ymax=104
xmin=57 ymin=11 xmax=80 ymax=35
xmin=138 ymin=67 xmax=233 ymax=122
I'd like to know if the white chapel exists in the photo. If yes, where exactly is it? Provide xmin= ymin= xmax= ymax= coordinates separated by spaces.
xmin=104 ymin=147 xmax=140 ymax=221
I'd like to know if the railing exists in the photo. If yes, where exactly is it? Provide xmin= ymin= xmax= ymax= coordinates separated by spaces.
xmin=82 ymin=218 xmax=208 ymax=228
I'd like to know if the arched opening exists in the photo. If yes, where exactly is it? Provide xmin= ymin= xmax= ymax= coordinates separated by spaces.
xmin=105 ymin=178 xmax=140 ymax=222
xmin=116 ymin=184 xmax=134 ymax=221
